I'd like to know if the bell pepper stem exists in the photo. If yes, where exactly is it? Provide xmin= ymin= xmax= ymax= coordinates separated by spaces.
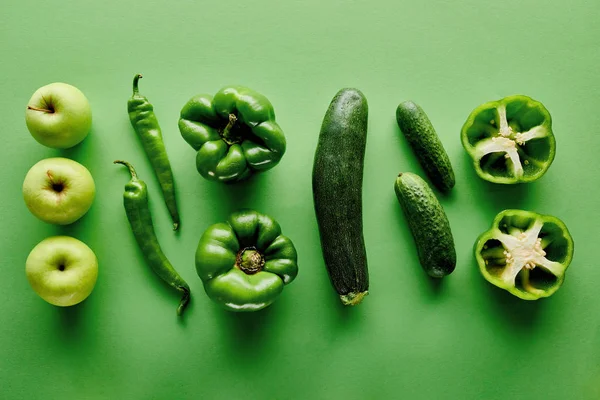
xmin=114 ymin=160 xmax=138 ymax=179
xmin=132 ymin=74 xmax=143 ymax=96
xmin=221 ymin=113 xmax=240 ymax=144
xmin=235 ymin=247 xmax=264 ymax=274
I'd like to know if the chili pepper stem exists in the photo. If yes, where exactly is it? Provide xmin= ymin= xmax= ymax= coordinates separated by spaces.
xmin=220 ymin=113 xmax=240 ymax=144
xmin=176 ymin=286 xmax=191 ymax=316
xmin=132 ymin=74 xmax=143 ymax=95
xmin=114 ymin=160 xmax=138 ymax=179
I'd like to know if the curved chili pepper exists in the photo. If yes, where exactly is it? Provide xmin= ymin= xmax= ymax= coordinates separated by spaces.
xmin=128 ymin=74 xmax=180 ymax=230
xmin=114 ymin=160 xmax=190 ymax=316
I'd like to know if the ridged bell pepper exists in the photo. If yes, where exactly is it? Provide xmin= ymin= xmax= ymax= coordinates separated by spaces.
xmin=461 ymin=95 xmax=556 ymax=184
xmin=178 ymin=86 xmax=286 ymax=183
xmin=475 ymin=209 xmax=574 ymax=300
xmin=195 ymin=209 xmax=298 ymax=311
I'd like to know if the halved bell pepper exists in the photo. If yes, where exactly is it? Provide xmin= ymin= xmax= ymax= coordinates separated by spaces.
xmin=461 ymin=95 xmax=556 ymax=184
xmin=195 ymin=209 xmax=298 ymax=312
xmin=178 ymin=86 xmax=286 ymax=183
xmin=475 ymin=209 xmax=574 ymax=300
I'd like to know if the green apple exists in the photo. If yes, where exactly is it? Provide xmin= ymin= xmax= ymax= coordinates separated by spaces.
xmin=26 ymin=236 xmax=99 ymax=307
xmin=25 ymin=82 xmax=92 ymax=149
xmin=23 ymin=157 xmax=96 ymax=225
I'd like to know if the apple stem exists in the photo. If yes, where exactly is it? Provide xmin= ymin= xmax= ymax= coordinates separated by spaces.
xmin=27 ymin=105 xmax=54 ymax=113
xmin=133 ymin=74 xmax=143 ymax=95
xmin=114 ymin=160 xmax=138 ymax=179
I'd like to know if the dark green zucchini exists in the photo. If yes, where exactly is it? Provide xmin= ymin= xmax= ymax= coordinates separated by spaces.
xmin=312 ymin=88 xmax=369 ymax=306
xmin=396 ymin=101 xmax=455 ymax=193
xmin=394 ymin=172 xmax=456 ymax=278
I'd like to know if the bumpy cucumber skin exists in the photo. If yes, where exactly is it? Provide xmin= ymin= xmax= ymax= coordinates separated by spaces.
xmin=312 ymin=88 xmax=369 ymax=305
xmin=394 ymin=172 xmax=456 ymax=278
xmin=396 ymin=101 xmax=455 ymax=193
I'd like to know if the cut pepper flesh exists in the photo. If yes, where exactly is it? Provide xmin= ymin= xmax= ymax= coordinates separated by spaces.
xmin=461 ymin=95 xmax=556 ymax=184
xmin=475 ymin=210 xmax=574 ymax=300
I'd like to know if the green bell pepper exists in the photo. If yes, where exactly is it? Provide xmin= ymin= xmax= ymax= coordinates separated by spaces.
xmin=178 ymin=86 xmax=286 ymax=183
xmin=461 ymin=95 xmax=556 ymax=184
xmin=475 ymin=209 xmax=574 ymax=300
xmin=195 ymin=209 xmax=298 ymax=311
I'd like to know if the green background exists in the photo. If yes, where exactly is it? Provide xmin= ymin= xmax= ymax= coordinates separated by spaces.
xmin=1 ymin=0 xmax=599 ymax=399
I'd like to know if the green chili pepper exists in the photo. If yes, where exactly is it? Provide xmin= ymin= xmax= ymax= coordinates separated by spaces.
xmin=475 ymin=209 xmax=574 ymax=300
xmin=128 ymin=74 xmax=180 ymax=230
xmin=461 ymin=95 xmax=556 ymax=184
xmin=195 ymin=209 xmax=298 ymax=312
xmin=114 ymin=160 xmax=190 ymax=316
xmin=178 ymin=86 xmax=286 ymax=183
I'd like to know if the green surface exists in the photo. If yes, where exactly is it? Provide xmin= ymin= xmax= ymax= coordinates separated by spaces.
xmin=1 ymin=0 xmax=599 ymax=399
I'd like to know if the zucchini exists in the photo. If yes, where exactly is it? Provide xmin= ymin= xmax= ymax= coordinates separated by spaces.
xmin=394 ymin=172 xmax=456 ymax=278
xmin=395 ymin=101 xmax=455 ymax=193
xmin=312 ymin=88 xmax=369 ymax=306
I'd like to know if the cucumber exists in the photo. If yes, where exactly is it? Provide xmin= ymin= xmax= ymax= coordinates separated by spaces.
xmin=394 ymin=172 xmax=456 ymax=278
xmin=312 ymin=88 xmax=369 ymax=306
xmin=395 ymin=101 xmax=455 ymax=193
